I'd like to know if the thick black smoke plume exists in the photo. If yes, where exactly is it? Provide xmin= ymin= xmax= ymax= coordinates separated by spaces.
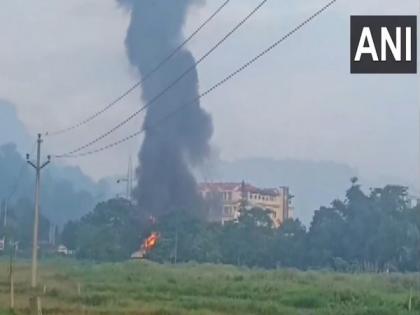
xmin=119 ymin=0 xmax=213 ymax=217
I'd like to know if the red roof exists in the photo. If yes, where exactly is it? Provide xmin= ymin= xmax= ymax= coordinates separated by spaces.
xmin=199 ymin=182 xmax=281 ymax=197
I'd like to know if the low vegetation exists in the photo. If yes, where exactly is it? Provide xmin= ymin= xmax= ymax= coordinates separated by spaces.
xmin=0 ymin=260 xmax=419 ymax=315
xmin=60 ymin=179 xmax=420 ymax=272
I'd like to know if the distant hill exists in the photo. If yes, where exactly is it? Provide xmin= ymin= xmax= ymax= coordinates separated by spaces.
xmin=0 ymin=143 xmax=122 ymax=227
xmin=197 ymin=158 xmax=357 ymax=225
xmin=0 ymin=100 xmax=32 ymax=152
xmin=0 ymin=101 xmax=125 ymax=226
xmin=0 ymin=99 xmax=129 ymax=227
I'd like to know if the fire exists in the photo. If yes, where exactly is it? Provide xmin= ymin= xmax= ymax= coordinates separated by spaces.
xmin=144 ymin=232 xmax=159 ymax=252
xmin=130 ymin=218 xmax=160 ymax=260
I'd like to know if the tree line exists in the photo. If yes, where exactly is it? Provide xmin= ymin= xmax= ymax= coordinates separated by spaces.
xmin=59 ymin=178 xmax=420 ymax=272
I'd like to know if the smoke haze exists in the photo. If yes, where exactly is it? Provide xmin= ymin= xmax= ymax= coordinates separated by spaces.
xmin=120 ymin=0 xmax=213 ymax=216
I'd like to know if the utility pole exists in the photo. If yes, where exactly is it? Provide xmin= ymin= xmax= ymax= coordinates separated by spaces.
xmin=174 ymin=210 xmax=178 ymax=265
xmin=27 ymin=134 xmax=50 ymax=289
xmin=9 ymin=240 xmax=16 ymax=310
xmin=3 ymin=199 xmax=7 ymax=227
xmin=128 ymin=156 xmax=133 ymax=201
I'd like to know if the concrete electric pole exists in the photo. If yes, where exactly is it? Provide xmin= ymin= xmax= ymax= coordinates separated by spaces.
xmin=27 ymin=134 xmax=50 ymax=289
xmin=9 ymin=240 xmax=16 ymax=310
xmin=3 ymin=199 xmax=7 ymax=227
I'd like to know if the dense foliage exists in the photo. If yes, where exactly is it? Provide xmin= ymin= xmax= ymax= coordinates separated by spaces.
xmin=63 ymin=179 xmax=420 ymax=271
xmin=61 ymin=199 xmax=145 ymax=261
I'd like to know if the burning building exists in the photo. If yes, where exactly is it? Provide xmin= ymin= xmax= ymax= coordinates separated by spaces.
xmin=200 ymin=182 xmax=293 ymax=227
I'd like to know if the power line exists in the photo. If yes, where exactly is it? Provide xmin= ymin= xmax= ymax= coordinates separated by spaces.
xmin=56 ymin=0 xmax=337 ymax=159
xmin=54 ymin=0 xmax=269 ymax=157
xmin=45 ymin=0 xmax=232 ymax=137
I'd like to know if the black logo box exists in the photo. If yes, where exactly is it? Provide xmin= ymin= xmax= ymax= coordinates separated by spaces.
xmin=351 ymin=16 xmax=417 ymax=74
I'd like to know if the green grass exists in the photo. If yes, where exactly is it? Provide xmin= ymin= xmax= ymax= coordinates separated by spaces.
xmin=0 ymin=259 xmax=419 ymax=314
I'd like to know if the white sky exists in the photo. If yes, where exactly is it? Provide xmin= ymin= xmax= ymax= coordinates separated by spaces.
xmin=0 ymin=0 xmax=418 ymax=190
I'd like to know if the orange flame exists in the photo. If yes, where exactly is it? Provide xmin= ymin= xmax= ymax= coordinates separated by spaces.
xmin=144 ymin=232 xmax=160 ymax=252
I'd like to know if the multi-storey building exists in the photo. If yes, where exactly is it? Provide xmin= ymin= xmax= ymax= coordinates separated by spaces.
xmin=199 ymin=182 xmax=293 ymax=227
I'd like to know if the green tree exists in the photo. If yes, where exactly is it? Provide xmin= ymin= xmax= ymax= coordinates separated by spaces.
xmin=63 ymin=198 xmax=142 ymax=261
xmin=307 ymin=205 xmax=346 ymax=268
xmin=221 ymin=207 xmax=276 ymax=268
xmin=149 ymin=210 xmax=222 ymax=263
xmin=273 ymin=218 xmax=306 ymax=268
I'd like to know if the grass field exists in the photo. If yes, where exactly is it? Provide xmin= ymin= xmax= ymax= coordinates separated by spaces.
xmin=0 ymin=259 xmax=419 ymax=315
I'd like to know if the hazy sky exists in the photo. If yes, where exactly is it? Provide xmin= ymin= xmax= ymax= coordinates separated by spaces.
xmin=0 ymin=0 xmax=418 ymax=190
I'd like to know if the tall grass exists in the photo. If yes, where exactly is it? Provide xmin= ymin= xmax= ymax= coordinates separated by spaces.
xmin=0 ymin=259 xmax=418 ymax=314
